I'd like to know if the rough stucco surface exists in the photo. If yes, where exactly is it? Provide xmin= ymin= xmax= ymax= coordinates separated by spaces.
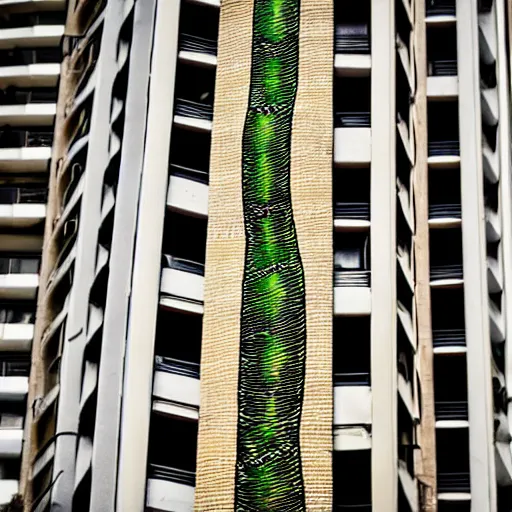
xmin=195 ymin=0 xmax=333 ymax=508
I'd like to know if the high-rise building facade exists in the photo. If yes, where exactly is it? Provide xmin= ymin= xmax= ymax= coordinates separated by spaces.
xmin=4 ymin=0 xmax=512 ymax=510
xmin=0 ymin=0 xmax=66 ymax=506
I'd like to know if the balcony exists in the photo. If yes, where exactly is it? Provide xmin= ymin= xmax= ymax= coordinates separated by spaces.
xmin=0 ymin=47 xmax=60 ymax=87
xmin=0 ymin=13 xmax=65 ymax=50
xmin=334 ymin=23 xmax=371 ymax=77
xmin=334 ymin=168 xmax=370 ymax=232
xmin=333 ymin=450 xmax=371 ymax=511
xmin=0 ymin=186 xmax=46 ymax=227
xmin=426 ymin=0 xmax=456 ymax=25
xmin=0 ymin=87 xmax=56 ymax=125
xmin=432 ymin=288 xmax=466 ymax=353
xmin=334 ymin=385 xmax=372 ymax=427
xmin=334 ymin=76 xmax=371 ymax=167
xmin=153 ymin=357 xmax=200 ymax=421
xmin=167 ymin=165 xmax=208 ymax=219
xmin=178 ymin=33 xmax=217 ymax=68
xmin=428 ymin=170 xmax=461 ymax=229
xmin=169 ymin=127 xmax=211 ymax=175
xmin=0 ymin=256 xmax=39 ymax=299
xmin=427 ymin=25 xmax=458 ymax=101
xmin=0 ymin=127 xmax=52 ymax=172
xmin=428 ymin=101 xmax=460 ymax=168
xmin=160 ymin=256 xmax=204 ymax=315
xmin=0 ymin=304 xmax=33 ymax=351
xmin=436 ymin=428 xmax=471 ymax=496
xmin=334 ymin=232 xmax=371 ymax=316
xmin=146 ymin=414 xmax=197 ymax=511
xmin=430 ymin=228 xmax=463 ymax=288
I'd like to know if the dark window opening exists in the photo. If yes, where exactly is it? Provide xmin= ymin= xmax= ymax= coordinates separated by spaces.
xmin=169 ymin=127 xmax=211 ymax=173
xmin=427 ymin=26 xmax=457 ymax=76
xmin=0 ymin=87 xmax=57 ymax=105
xmin=333 ymin=316 xmax=370 ymax=386
xmin=434 ymin=354 xmax=469 ymax=420
xmin=430 ymin=228 xmax=463 ymax=281
xmin=334 ymin=0 xmax=371 ymax=54
xmin=0 ymin=47 xmax=61 ymax=67
xmin=426 ymin=0 xmax=456 ymax=16
xmin=334 ymin=168 xmax=370 ymax=221
xmin=436 ymin=428 xmax=470 ymax=493
xmin=431 ymin=288 xmax=465 ymax=347
xmin=174 ymin=63 xmax=215 ymax=121
xmin=333 ymin=450 xmax=372 ymax=510
xmin=428 ymin=101 xmax=459 ymax=157
xmin=0 ymin=126 xmax=53 ymax=148
xmin=429 ymin=170 xmax=461 ymax=220
xmin=0 ymin=352 xmax=30 ymax=377
xmin=334 ymin=76 xmax=371 ymax=128
xmin=398 ymin=399 xmax=415 ymax=476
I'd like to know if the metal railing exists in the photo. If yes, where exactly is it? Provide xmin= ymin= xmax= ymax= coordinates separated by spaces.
xmin=162 ymin=255 xmax=204 ymax=277
xmin=430 ymin=263 xmax=463 ymax=281
xmin=428 ymin=59 xmax=457 ymax=76
xmin=0 ymin=357 xmax=30 ymax=377
xmin=334 ymin=202 xmax=370 ymax=221
xmin=0 ymin=129 xmax=53 ymax=148
xmin=0 ymin=305 xmax=34 ymax=324
xmin=0 ymin=187 xmax=47 ymax=204
xmin=437 ymin=471 xmax=470 ymax=493
xmin=426 ymin=0 xmax=455 ymax=16
xmin=335 ymin=111 xmax=371 ymax=128
xmin=148 ymin=464 xmax=195 ymax=487
xmin=428 ymin=140 xmax=460 ymax=157
xmin=435 ymin=400 xmax=469 ymax=421
xmin=429 ymin=203 xmax=461 ymax=219
xmin=179 ymin=33 xmax=217 ymax=56
xmin=175 ymin=98 xmax=213 ymax=121
xmin=170 ymin=163 xmax=209 ymax=185
xmin=0 ymin=257 xmax=39 ymax=275
xmin=432 ymin=328 xmax=466 ymax=347
xmin=335 ymin=24 xmax=370 ymax=54
xmin=154 ymin=356 xmax=200 ymax=380
xmin=334 ymin=270 xmax=371 ymax=288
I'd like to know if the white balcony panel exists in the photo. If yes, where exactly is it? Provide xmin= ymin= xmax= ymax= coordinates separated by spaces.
xmin=489 ymin=301 xmax=505 ymax=343
xmin=399 ymin=462 xmax=418 ymax=512
xmin=188 ymin=0 xmax=219 ymax=6
xmin=481 ymin=88 xmax=499 ymax=127
xmin=173 ymin=115 xmax=212 ymax=133
xmin=397 ymin=303 xmax=414 ymax=350
xmin=333 ymin=426 xmax=371 ymax=451
xmin=0 ymin=203 xmax=45 ymax=228
xmin=334 ymin=128 xmax=371 ymax=167
xmin=0 ymin=480 xmax=18 ymax=506
xmin=146 ymin=478 xmax=194 ymax=512
xmin=485 ymin=207 xmax=501 ymax=242
xmin=0 ymin=428 xmax=22 ymax=457
xmin=153 ymin=371 xmax=200 ymax=411
xmin=495 ymin=442 xmax=512 ymax=486
xmin=436 ymin=420 xmax=470 ymax=429
xmin=427 ymin=155 xmax=460 ymax=168
xmin=153 ymin=399 xmax=199 ymax=422
xmin=32 ymin=440 xmax=55 ymax=481
xmin=483 ymin=138 xmax=499 ymax=183
xmin=0 ymin=63 xmax=60 ymax=88
xmin=0 ymin=25 xmax=64 ymax=49
xmin=0 ymin=147 xmax=51 ymax=172
xmin=0 ymin=323 xmax=33 ymax=351
xmin=0 ymin=103 xmax=55 ymax=125
xmin=437 ymin=493 xmax=471 ymax=502
xmin=334 ymin=54 xmax=371 ymax=77
xmin=0 ymin=273 xmax=38 ymax=300
xmin=160 ymin=268 xmax=204 ymax=315
xmin=487 ymin=256 xmax=502 ymax=294
xmin=397 ymin=120 xmax=412 ymax=165
xmin=178 ymin=50 xmax=217 ymax=69
xmin=0 ymin=377 xmax=27 ymax=400
xmin=334 ymin=219 xmax=370 ymax=232
xmin=426 ymin=13 xmax=456 ymax=26
xmin=167 ymin=175 xmax=208 ymax=219
xmin=334 ymin=286 xmax=371 ymax=316
xmin=428 ymin=217 xmax=461 ymax=229
xmin=433 ymin=346 xmax=467 ymax=355
xmin=427 ymin=76 xmax=458 ymax=100
xmin=430 ymin=278 xmax=463 ymax=289
xmin=334 ymin=385 xmax=371 ymax=426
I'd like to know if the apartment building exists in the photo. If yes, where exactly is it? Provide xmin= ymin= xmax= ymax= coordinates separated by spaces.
xmin=10 ymin=0 xmax=512 ymax=510
xmin=0 ymin=0 xmax=65 ymax=506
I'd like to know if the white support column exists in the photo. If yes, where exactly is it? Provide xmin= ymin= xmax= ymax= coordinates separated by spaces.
xmin=370 ymin=0 xmax=397 ymax=510
xmin=456 ymin=0 xmax=497 ymax=509
xmin=115 ymin=1 xmax=181 ymax=510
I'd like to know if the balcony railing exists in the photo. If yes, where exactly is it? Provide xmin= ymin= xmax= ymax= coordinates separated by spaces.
xmin=0 ymin=12 xmax=66 ymax=29
xmin=429 ymin=59 xmax=457 ymax=77
xmin=170 ymin=163 xmax=209 ymax=185
xmin=432 ymin=328 xmax=466 ymax=348
xmin=334 ymin=506 xmax=372 ymax=511
xmin=0 ymin=414 xmax=23 ymax=429
xmin=0 ymin=305 xmax=34 ymax=324
xmin=154 ymin=356 xmax=200 ymax=380
xmin=0 ymin=187 xmax=47 ymax=205
xmin=428 ymin=140 xmax=460 ymax=157
xmin=334 ymin=372 xmax=370 ymax=386
xmin=148 ymin=464 xmax=195 ymax=487
xmin=435 ymin=400 xmax=469 ymax=421
xmin=429 ymin=203 xmax=461 ymax=219
xmin=0 ymin=48 xmax=61 ymax=67
xmin=0 ymin=129 xmax=53 ymax=148
xmin=0 ymin=357 xmax=30 ymax=377
xmin=430 ymin=263 xmax=463 ymax=281
xmin=162 ymin=255 xmax=204 ymax=277
xmin=437 ymin=471 xmax=470 ymax=493
xmin=334 ymin=270 xmax=371 ymax=288
xmin=179 ymin=33 xmax=217 ymax=56
xmin=335 ymin=24 xmax=370 ymax=54
xmin=335 ymin=111 xmax=371 ymax=128
xmin=0 ymin=87 xmax=57 ymax=105
xmin=175 ymin=98 xmax=213 ymax=122
xmin=334 ymin=202 xmax=370 ymax=221
xmin=426 ymin=0 xmax=456 ymax=16
xmin=0 ymin=257 xmax=39 ymax=275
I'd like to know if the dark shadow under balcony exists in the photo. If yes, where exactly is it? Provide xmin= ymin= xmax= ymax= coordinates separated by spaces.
xmin=436 ymin=427 xmax=471 ymax=494
xmin=0 ymin=87 xmax=57 ymax=105
xmin=426 ymin=0 xmax=456 ymax=16
xmin=430 ymin=228 xmax=463 ymax=284
xmin=0 ymin=48 xmax=61 ymax=67
xmin=0 ymin=127 xmax=52 ymax=148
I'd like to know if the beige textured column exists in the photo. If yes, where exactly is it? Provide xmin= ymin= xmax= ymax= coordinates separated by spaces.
xmin=413 ymin=0 xmax=438 ymax=510
xmin=195 ymin=0 xmax=333 ymax=509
